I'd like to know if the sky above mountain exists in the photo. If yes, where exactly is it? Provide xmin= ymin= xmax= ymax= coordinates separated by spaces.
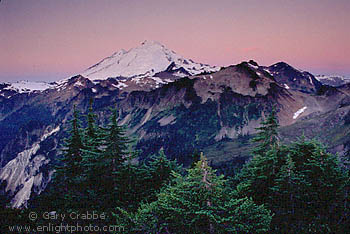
xmin=0 ymin=0 xmax=349 ymax=82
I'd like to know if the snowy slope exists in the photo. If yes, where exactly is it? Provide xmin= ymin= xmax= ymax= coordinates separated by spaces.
xmin=2 ymin=81 xmax=56 ymax=93
xmin=81 ymin=40 xmax=220 ymax=80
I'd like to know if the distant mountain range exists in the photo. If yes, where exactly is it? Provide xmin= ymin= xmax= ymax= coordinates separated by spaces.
xmin=315 ymin=74 xmax=350 ymax=87
xmin=1 ymin=41 xmax=350 ymax=208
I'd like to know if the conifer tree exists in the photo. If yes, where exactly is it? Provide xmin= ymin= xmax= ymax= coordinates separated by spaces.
xmin=47 ymin=105 xmax=85 ymax=209
xmin=236 ymin=108 xmax=349 ymax=232
xmin=80 ymin=99 xmax=105 ymax=208
xmin=102 ymin=108 xmax=130 ymax=169
xmin=116 ymin=154 xmax=272 ymax=233
xmin=237 ymin=135 xmax=348 ymax=232
xmin=237 ymin=108 xmax=282 ymax=205
xmin=116 ymin=149 xmax=182 ymax=212
xmin=252 ymin=107 xmax=279 ymax=156
xmin=85 ymin=108 xmax=131 ymax=209
xmin=86 ymin=98 xmax=97 ymax=139
xmin=62 ymin=106 xmax=84 ymax=176
xmin=116 ymin=155 xmax=143 ymax=211
xmin=146 ymin=149 xmax=181 ymax=196
xmin=281 ymin=139 xmax=347 ymax=232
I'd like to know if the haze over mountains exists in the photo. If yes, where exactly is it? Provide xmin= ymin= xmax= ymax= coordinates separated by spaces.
xmin=1 ymin=41 xmax=350 ymax=208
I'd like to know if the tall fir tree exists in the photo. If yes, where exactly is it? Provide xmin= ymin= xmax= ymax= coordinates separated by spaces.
xmin=146 ymin=149 xmax=182 ymax=197
xmin=114 ymin=149 xmax=183 ymax=212
xmin=80 ymin=98 xmax=105 ymax=208
xmin=280 ymin=138 xmax=348 ymax=232
xmin=116 ymin=154 xmax=272 ymax=233
xmin=83 ymin=107 xmax=132 ymax=209
xmin=45 ymin=105 xmax=86 ymax=210
xmin=61 ymin=105 xmax=85 ymax=177
xmin=236 ymin=108 xmax=282 ymax=205
xmin=251 ymin=107 xmax=279 ymax=156
xmin=236 ymin=110 xmax=349 ymax=233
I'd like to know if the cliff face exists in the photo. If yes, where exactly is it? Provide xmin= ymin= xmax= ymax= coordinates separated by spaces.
xmin=0 ymin=125 xmax=59 ymax=208
xmin=0 ymin=61 xmax=349 ymax=207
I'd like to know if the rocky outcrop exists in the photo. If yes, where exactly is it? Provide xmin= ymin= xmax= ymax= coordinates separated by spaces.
xmin=0 ymin=126 xmax=59 ymax=208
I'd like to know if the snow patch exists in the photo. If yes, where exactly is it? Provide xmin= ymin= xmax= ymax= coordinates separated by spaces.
xmin=248 ymin=63 xmax=259 ymax=70
xmin=308 ymin=75 xmax=313 ymax=85
xmin=116 ymin=82 xmax=128 ymax=89
xmin=315 ymin=75 xmax=348 ymax=82
xmin=4 ymin=81 xmax=56 ymax=93
xmin=264 ymin=69 xmax=273 ymax=76
xmin=112 ymin=82 xmax=128 ymax=89
xmin=74 ymin=81 xmax=84 ymax=87
xmin=293 ymin=106 xmax=307 ymax=119
xmin=151 ymin=76 xmax=167 ymax=85
xmin=41 ymin=126 xmax=60 ymax=141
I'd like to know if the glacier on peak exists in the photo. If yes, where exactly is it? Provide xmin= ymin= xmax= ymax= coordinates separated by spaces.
xmin=81 ymin=40 xmax=220 ymax=80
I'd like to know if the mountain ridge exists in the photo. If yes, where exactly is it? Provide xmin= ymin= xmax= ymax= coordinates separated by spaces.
xmin=1 ymin=42 xmax=350 ymax=208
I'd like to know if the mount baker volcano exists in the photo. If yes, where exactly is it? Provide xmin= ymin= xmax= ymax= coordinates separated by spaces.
xmin=1 ymin=41 xmax=350 ymax=208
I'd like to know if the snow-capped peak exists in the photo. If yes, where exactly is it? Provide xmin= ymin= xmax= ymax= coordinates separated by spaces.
xmin=81 ymin=40 xmax=220 ymax=80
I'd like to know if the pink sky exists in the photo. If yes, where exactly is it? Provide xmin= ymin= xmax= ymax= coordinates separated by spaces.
xmin=0 ymin=0 xmax=349 ymax=82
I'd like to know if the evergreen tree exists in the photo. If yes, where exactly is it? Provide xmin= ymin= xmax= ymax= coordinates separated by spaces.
xmin=251 ymin=107 xmax=279 ymax=156
xmin=116 ymin=154 xmax=272 ymax=233
xmin=102 ymin=108 xmax=132 ymax=206
xmin=80 ymin=99 xmax=105 ymax=208
xmin=237 ymin=135 xmax=349 ymax=232
xmin=146 ymin=149 xmax=182 ymax=197
xmin=86 ymin=98 xmax=97 ymax=139
xmin=236 ymin=108 xmax=349 ymax=232
xmin=115 ymin=149 xmax=182 ymax=212
xmin=236 ymin=109 xmax=282 ymax=205
xmin=81 ymin=107 xmax=132 ymax=209
xmin=281 ymin=139 xmax=348 ymax=232
xmin=116 ymin=152 xmax=155 ymax=211
xmin=43 ymin=105 xmax=86 ymax=210
xmin=102 ymin=108 xmax=131 ymax=168
xmin=61 ymin=106 xmax=85 ymax=178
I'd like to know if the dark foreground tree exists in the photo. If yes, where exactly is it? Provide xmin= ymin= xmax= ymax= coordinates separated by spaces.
xmin=80 ymin=107 xmax=133 ymax=210
xmin=116 ymin=154 xmax=272 ymax=234
xmin=36 ymin=106 xmax=86 ymax=210
xmin=237 ymin=110 xmax=349 ymax=232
